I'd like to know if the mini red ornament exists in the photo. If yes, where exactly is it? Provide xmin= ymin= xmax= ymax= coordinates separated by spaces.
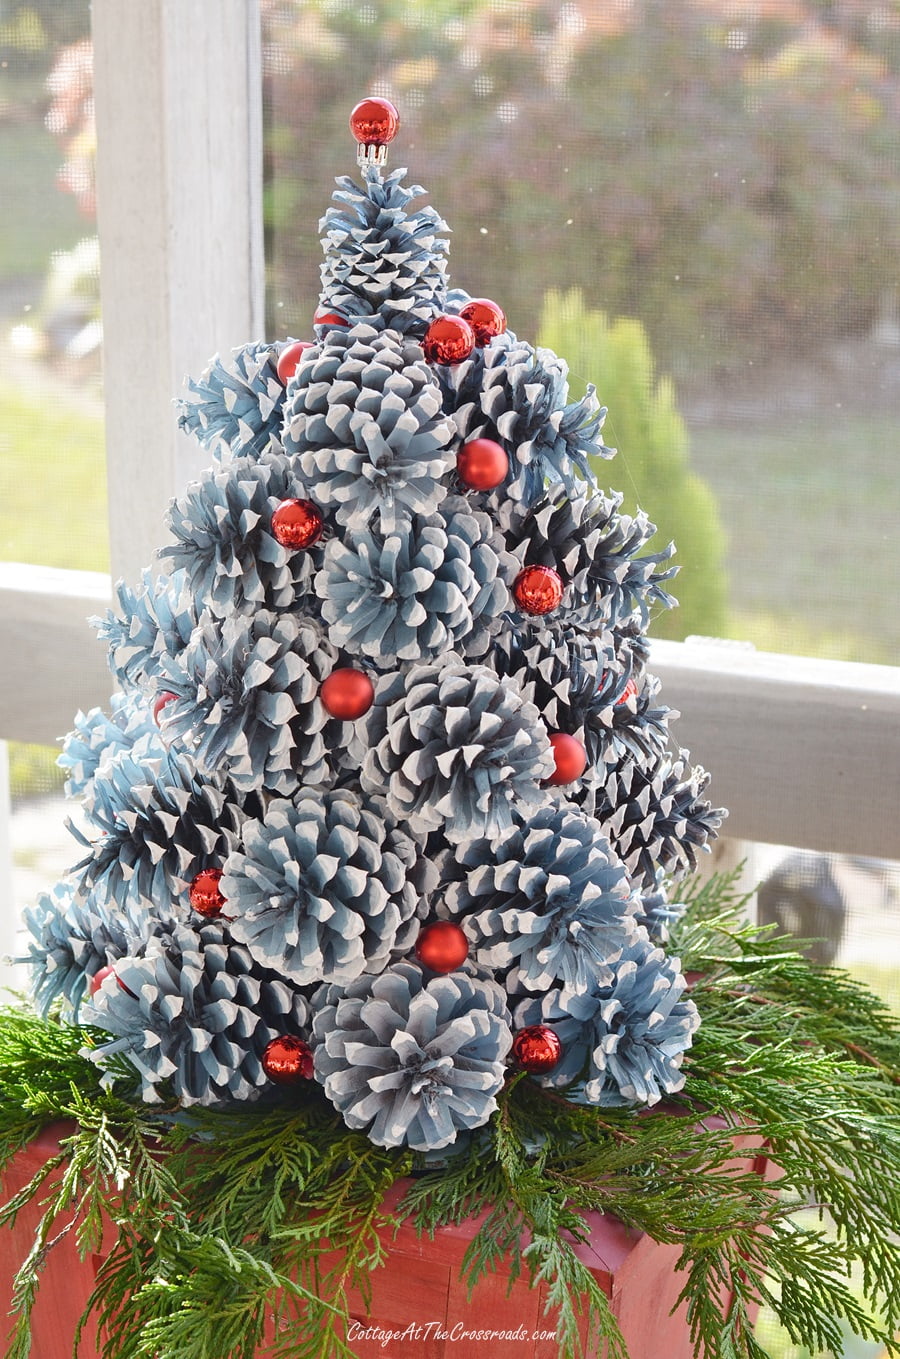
xmin=415 ymin=921 xmax=469 ymax=974
xmin=313 ymin=305 xmax=349 ymax=330
xmin=152 ymin=691 xmax=177 ymax=725
xmin=545 ymin=732 xmax=587 ymax=786
xmin=422 ymin=314 xmax=476 ymax=366
xmin=616 ymin=677 xmax=639 ymax=706
xmin=512 ymin=1025 xmax=563 ymax=1074
xmin=276 ymin=340 xmax=314 ymax=385
xmin=349 ymin=97 xmax=400 ymax=152
xmin=271 ymin=498 xmax=324 ymax=550
xmin=89 ymin=964 xmax=115 ymax=996
xmin=189 ymin=867 xmax=227 ymax=919
xmin=320 ymin=667 xmax=375 ymax=721
xmin=457 ymin=438 xmax=509 ymax=491
xmin=459 ymin=298 xmax=506 ymax=347
xmin=262 ymin=1035 xmax=314 ymax=1085
xmin=512 ymin=565 xmax=564 ymax=615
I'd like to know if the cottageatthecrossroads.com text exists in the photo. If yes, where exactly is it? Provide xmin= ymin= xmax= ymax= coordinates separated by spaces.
xmin=347 ymin=1320 xmax=558 ymax=1346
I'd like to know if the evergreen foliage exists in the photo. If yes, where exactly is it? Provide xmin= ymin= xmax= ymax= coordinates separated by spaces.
xmin=0 ymin=875 xmax=899 ymax=1359
xmin=537 ymin=289 xmax=727 ymax=641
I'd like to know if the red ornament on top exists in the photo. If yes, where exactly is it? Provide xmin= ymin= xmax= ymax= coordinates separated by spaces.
xmin=276 ymin=340 xmax=314 ymax=385
xmin=415 ymin=921 xmax=469 ymax=974
xmin=422 ymin=314 xmax=476 ymax=366
xmin=271 ymin=499 xmax=324 ymax=550
xmin=262 ymin=1035 xmax=314 ymax=1085
xmin=457 ymin=438 xmax=509 ymax=492
xmin=512 ymin=1025 xmax=563 ymax=1074
xmin=349 ymin=98 xmax=400 ymax=149
xmin=459 ymin=298 xmax=506 ymax=347
xmin=512 ymin=565 xmax=564 ymax=616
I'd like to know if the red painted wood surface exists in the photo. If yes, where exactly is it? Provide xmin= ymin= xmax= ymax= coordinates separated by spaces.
xmin=0 ymin=1124 xmax=769 ymax=1358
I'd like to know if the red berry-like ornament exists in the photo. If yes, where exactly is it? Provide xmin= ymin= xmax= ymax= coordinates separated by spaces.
xmin=457 ymin=438 xmax=509 ymax=491
xmin=459 ymin=298 xmax=506 ymax=346
xmin=512 ymin=565 xmax=564 ymax=616
xmin=320 ymin=667 xmax=375 ymax=720
xmin=616 ymin=677 xmax=639 ymax=706
xmin=89 ymin=964 xmax=115 ymax=996
xmin=152 ymin=691 xmax=177 ymax=725
xmin=262 ymin=1035 xmax=314 ymax=1085
xmin=313 ymin=305 xmax=349 ymax=330
xmin=422 ymin=314 xmax=476 ymax=366
xmin=349 ymin=97 xmax=400 ymax=149
xmin=271 ymin=498 xmax=324 ymax=550
xmin=545 ymin=732 xmax=587 ymax=786
xmin=512 ymin=1025 xmax=563 ymax=1074
xmin=276 ymin=340 xmax=314 ymax=385
xmin=189 ymin=868 xmax=227 ymax=919
xmin=415 ymin=921 xmax=469 ymax=974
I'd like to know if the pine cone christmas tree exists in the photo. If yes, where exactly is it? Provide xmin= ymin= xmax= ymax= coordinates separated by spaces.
xmin=25 ymin=100 xmax=724 ymax=1140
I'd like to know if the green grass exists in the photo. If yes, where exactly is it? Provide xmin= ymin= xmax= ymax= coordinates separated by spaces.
xmin=0 ymin=121 xmax=87 ymax=283
xmin=690 ymin=412 xmax=900 ymax=666
xmin=0 ymin=378 xmax=107 ymax=570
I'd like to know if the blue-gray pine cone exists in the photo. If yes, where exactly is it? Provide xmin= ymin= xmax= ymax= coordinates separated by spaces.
xmin=318 ymin=168 xmax=449 ymax=333
xmin=85 ymin=921 xmax=310 ymax=1106
xmin=500 ymin=486 xmax=678 ymax=630
xmin=159 ymin=454 xmax=323 ymax=618
xmin=443 ymin=804 xmax=641 ymax=995
xmin=68 ymin=745 xmax=247 ymax=914
xmin=19 ymin=880 xmax=150 ymax=1019
xmin=157 ymin=611 xmax=343 ymax=793
xmin=435 ymin=332 xmax=612 ymax=502
xmin=311 ymin=961 xmax=512 ymax=1151
xmin=583 ymin=750 xmax=726 ymax=891
xmin=59 ymin=691 xmax=160 ymax=800
xmin=316 ymin=500 xmax=511 ymax=665
xmin=635 ymin=872 xmax=687 ymax=945
xmin=281 ymin=322 xmax=455 ymax=532
xmin=221 ymin=790 xmax=434 ymax=987
xmin=513 ymin=931 xmax=699 ymax=1104
xmin=176 ymin=342 xmax=285 ymax=462
xmin=94 ymin=570 xmax=196 ymax=690
xmin=356 ymin=658 xmax=554 ymax=844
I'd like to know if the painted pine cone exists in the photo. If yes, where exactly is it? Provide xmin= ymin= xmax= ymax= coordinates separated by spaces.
xmin=444 ymin=803 xmax=641 ymax=995
xmin=221 ymin=790 xmax=433 ymax=987
xmin=357 ymin=658 xmax=554 ymax=844
xmin=85 ymin=921 xmax=310 ymax=1106
xmin=176 ymin=341 xmax=285 ymax=462
xmin=59 ymin=691 xmax=159 ymax=799
xmin=159 ymin=454 xmax=322 ymax=617
xmin=318 ymin=167 xmax=450 ymax=333
xmin=94 ymin=569 xmax=196 ymax=690
xmin=316 ymin=501 xmax=511 ymax=665
xmin=281 ymin=321 xmax=455 ymax=532
xmin=311 ymin=961 xmax=512 ymax=1151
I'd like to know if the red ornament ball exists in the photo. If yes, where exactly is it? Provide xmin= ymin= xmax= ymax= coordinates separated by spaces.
xmin=152 ymin=691 xmax=177 ymax=725
xmin=459 ymin=297 xmax=507 ymax=347
xmin=457 ymin=438 xmax=509 ymax=491
xmin=512 ymin=1025 xmax=563 ymax=1074
xmin=512 ymin=565 xmax=564 ymax=615
xmin=545 ymin=732 xmax=587 ymax=786
xmin=262 ymin=1035 xmax=314 ymax=1085
xmin=415 ymin=921 xmax=469 ymax=975
xmin=189 ymin=867 xmax=227 ymax=919
xmin=422 ymin=314 xmax=476 ymax=366
xmin=271 ymin=498 xmax=324 ymax=550
xmin=314 ymin=306 xmax=349 ymax=330
xmin=276 ymin=340 xmax=314 ymax=385
xmin=320 ymin=667 xmax=375 ymax=721
xmin=349 ymin=97 xmax=400 ymax=147
xmin=89 ymin=964 xmax=115 ymax=996
xmin=616 ymin=677 xmax=639 ymax=706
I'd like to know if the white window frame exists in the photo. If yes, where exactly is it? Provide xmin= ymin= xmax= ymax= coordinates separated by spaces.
xmin=1 ymin=0 xmax=898 ymax=879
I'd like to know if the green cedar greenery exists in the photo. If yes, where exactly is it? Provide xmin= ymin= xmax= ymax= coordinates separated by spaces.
xmin=0 ymin=870 xmax=898 ymax=1359
xmin=537 ymin=288 xmax=728 ymax=642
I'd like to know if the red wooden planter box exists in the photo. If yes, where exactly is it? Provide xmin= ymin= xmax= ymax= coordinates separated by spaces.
xmin=0 ymin=1122 xmax=770 ymax=1358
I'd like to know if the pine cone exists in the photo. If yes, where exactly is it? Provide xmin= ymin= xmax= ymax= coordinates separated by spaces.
xmin=316 ymin=501 xmax=511 ymax=665
xmin=94 ymin=570 xmax=196 ymax=690
xmin=444 ymin=804 xmax=641 ymax=995
xmin=69 ymin=745 xmax=247 ymax=913
xmin=86 ymin=921 xmax=310 ymax=1106
xmin=157 ymin=611 xmax=344 ymax=793
xmin=514 ymin=932 xmax=699 ymax=1105
xmin=311 ymin=961 xmax=511 ymax=1151
xmin=357 ymin=658 xmax=554 ymax=844
xmin=221 ymin=790 xmax=433 ymax=987
xmin=159 ymin=454 xmax=323 ymax=617
xmin=318 ymin=168 xmax=449 ymax=333
xmin=59 ymin=691 xmax=159 ymax=799
xmin=176 ymin=342 xmax=285 ymax=461
xmin=281 ymin=322 xmax=455 ymax=532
